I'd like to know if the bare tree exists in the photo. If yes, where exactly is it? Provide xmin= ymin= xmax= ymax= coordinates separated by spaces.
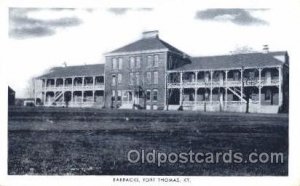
xmin=165 ymin=72 xmax=181 ymax=110
xmin=241 ymin=67 xmax=257 ymax=113
xmin=25 ymin=77 xmax=35 ymax=98
xmin=133 ymin=71 xmax=148 ymax=109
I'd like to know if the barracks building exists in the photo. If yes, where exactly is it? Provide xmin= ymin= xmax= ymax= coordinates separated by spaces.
xmin=34 ymin=31 xmax=289 ymax=113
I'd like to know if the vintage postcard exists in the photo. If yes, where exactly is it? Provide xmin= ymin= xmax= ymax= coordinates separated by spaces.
xmin=1 ymin=0 xmax=300 ymax=186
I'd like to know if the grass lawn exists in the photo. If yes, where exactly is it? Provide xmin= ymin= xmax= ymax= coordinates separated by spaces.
xmin=8 ymin=107 xmax=288 ymax=175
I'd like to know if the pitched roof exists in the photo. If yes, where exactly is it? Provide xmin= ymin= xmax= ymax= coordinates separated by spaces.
xmin=268 ymin=51 xmax=288 ymax=56
xmin=108 ymin=37 xmax=186 ymax=55
xmin=172 ymin=52 xmax=286 ymax=71
xmin=8 ymin=86 xmax=15 ymax=93
xmin=37 ymin=64 xmax=104 ymax=79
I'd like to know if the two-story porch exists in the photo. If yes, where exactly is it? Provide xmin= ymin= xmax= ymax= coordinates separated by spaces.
xmin=35 ymin=64 xmax=105 ymax=108
xmin=167 ymin=65 xmax=283 ymax=113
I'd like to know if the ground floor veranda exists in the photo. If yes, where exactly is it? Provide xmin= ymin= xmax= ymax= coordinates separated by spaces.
xmin=167 ymin=85 xmax=281 ymax=113
xmin=37 ymin=90 xmax=105 ymax=108
xmin=110 ymin=89 xmax=160 ymax=110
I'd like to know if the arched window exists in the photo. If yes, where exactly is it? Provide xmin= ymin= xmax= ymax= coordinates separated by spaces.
xmin=146 ymin=90 xmax=151 ymax=101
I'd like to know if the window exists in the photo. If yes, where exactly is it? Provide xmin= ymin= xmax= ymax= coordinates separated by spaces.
xmin=135 ymin=72 xmax=140 ymax=85
xmin=112 ymin=90 xmax=116 ymax=101
xmin=117 ymin=74 xmax=122 ymax=84
xmin=117 ymin=90 xmax=122 ymax=101
xmin=147 ymin=55 xmax=153 ymax=67
xmin=95 ymin=76 xmax=104 ymax=84
xmin=249 ymin=71 xmax=255 ymax=79
xmin=129 ymin=73 xmax=134 ymax=85
xmin=153 ymin=89 xmax=158 ymax=101
xmin=153 ymin=71 xmax=158 ymax=84
xmin=136 ymin=57 xmax=141 ymax=68
xmin=233 ymin=72 xmax=240 ymax=81
xmin=154 ymin=55 xmax=159 ymax=67
xmin=168 ymin=56 xmax=173 ymax=69
xmin=112 ymin=75 xmax=116 ymax=86
xmin=112 ymin=58 xmax=117 ymax=70
xmin=130 ymin=57 xmax=135 ymax=69
xmin=146 ymin=90 xmax=151 ymax=101
xmin=265 ymin=89 xmax=271 ymax=101
xmin=128 ymin=91 xmax=133 ymax=101
xmin=146 ymin=72 xmax=152 ymax=84
xmin=118 ymin=58 xmax=123 ymax=70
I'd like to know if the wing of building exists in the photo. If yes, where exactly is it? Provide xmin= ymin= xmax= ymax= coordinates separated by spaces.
xmin=35 ymin=64 xmax=105 ymax=108
xmin=35 ymin=31 xmax=289 ymax=113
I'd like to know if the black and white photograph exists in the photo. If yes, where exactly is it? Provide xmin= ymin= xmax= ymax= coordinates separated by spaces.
xmin=1 ymin=0 xmax=300 ymax=186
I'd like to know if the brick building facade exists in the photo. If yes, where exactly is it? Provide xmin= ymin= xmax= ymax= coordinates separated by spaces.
xmin=35 ymin=30 xmax=289 ymax=113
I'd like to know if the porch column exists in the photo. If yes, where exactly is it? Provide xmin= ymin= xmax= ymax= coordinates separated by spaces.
xmin=258 ymin=68 xmax=262 ymax=108
xmin=194 ymin=71 xmax=198 ymax=107
xmin=278 ymin=66 xmax=283 ymax=106
xmin=43 ymin=79 xmax=47 ymax=105
xmin=54 ymin=78 xmax=57 ymax=87
xmin=180 ymin=72 xmax=183 ymax=104
xmin=180 ymin=71 xmax=183 ymax=84
xmin=93 ymin=76 xmax=96 ymax=89
xmin=63 ymin=78 xmax=65 ymax=88
xmin=210 ymin=70 xmax=213 ymax=103
xmin=194 ymin=88 xmax=197 ymax=106
xmin=93 ymin=91 xmax=95 ymax=103
xmin=62 ymin=91 xmax=65 ymax=103
xmin=180 ymin=88 xmax=183 ymax=105
xmin=62 ymin=78 xmax=65 ymax=104
xmin=165 ymin=72 xmax=169 ymax=108
xmin=82 ymin=91 xmax=84 ymax=103
xmin=44 ymin=92 xmax=47 ymax=105
xmin=71 ymin=77 xmax=74 ymax=103
xmin=240 ymin=68 xmax=243 ymax=103
xmin=225 ymin=70 xmax=228 ymax=107
xmin=82 ymin=77 xmax=84 ymax=87
xmin=34 ymin=80 xmax=37 ymax=106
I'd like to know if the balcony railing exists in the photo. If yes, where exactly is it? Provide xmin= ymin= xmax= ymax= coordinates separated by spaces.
xmin=43 ymin=83 xmax=104 ymax=91
xmin=44 ymin=101 xmax=98 ymax=107
xmin=180 ymin=101 xmax=262 ymax=106
xmin=167 ymin=77 xmax=280 ymax=88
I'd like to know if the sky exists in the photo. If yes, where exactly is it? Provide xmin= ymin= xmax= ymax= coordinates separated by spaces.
xmin=5 ymin=5 xmax=300 ymax=98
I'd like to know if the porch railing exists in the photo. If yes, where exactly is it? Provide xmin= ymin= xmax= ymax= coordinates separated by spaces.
xmin=167 ymin=77 xmax=280 ymax=88
xmin=43 ymin=83 xmax=104 ymax=91
xmin=180 ymin=100 xmax=260 ymax=106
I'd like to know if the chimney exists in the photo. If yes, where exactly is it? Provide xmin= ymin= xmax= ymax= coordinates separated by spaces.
xmin=263 ymin=44 xmax=269 ymax=53
xmin=142 ymin=30 xmax=159 ymax=39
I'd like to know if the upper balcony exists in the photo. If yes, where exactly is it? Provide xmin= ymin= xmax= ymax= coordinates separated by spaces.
xmin=42 ymin=76 xmax=104 ymax=91
xmin=167 ymin=67 xmax=281 ymax=88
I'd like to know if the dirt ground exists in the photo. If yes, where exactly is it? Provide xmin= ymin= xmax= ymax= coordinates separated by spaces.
xmin=8 ymin=107 xmax=288 ymax=175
